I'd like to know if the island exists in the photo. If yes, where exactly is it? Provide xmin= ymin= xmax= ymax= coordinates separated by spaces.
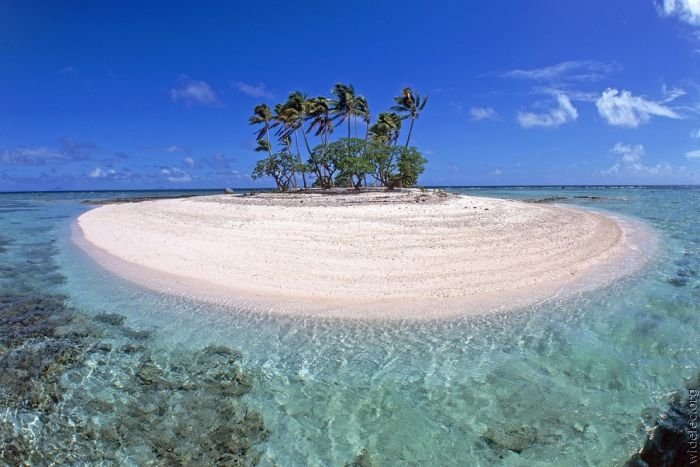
xmin=75 ymin=83 xmax=653 ymax=319
xmin=75 ymin=188 xmax=652 ymax=319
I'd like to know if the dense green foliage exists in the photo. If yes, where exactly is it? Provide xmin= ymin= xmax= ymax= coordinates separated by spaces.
xmin=249 ymin=84 xmax=428 ymax=191
xmin=251 ymin=152 xmax=297 ymax=192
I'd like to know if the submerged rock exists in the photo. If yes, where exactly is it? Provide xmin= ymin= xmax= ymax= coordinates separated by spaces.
xmin=345 ymin=447 xmax=375 ymax=467
xmin=523 ymin=195 xmax=608 ymax=204
xmin=666 ymin=276 xmax=689 ymax=287
xmin=120 ymin=326 xmax=151 ymax=340
xmin=522 ymin=196 xmax=569 ymax=204
xmin=0 ymin=234 xmax=267 ymax=464
xmin=93 ymin=312 xmax=126 ymax=326
xmin=627 ymin=374 xmax=700 ymax=467
xmin=481 ymin=425 xmax=539 ymax=453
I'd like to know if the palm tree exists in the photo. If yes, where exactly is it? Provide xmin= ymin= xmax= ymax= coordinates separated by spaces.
xmin=274 ymin=95 xmax=310 ymax=188
xmin=330 ymin=83 xmax=369 ymax=138
xmin=305 ymin=97 xmax=334 ymax=145
xmin=369 ymin=112 xmax=402 ymax=145
xmin=272 ymin=103 xmax=291 ymax=150
xmin=249 ymin=104 xmax=274 ymax=156
xmin=305 ymin=97 xmax=336 ymax=187
xmin=356 ymin=95 xmax=370 ymax=140
xmin=391 ymin=87 xmax=428 ymax=147
xmin=254 ymin=139 xmax=272 ymax=154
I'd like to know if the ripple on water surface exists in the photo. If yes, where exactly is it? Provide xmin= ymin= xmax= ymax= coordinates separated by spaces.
xmin=0 ymin=195 xmax=267 ymax=465
xmin=2 ymin=188 xmax=699 ymax=465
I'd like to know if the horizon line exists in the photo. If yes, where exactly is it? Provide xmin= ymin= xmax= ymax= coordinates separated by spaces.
xmin=2 ymin=184 xmax=700 ymax=194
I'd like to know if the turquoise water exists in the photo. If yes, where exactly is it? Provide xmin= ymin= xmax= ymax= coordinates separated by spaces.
xmin=1 ymin=187 xmax=698 ymax=465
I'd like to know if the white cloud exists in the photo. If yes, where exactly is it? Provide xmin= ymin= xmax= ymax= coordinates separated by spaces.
xmin=470 ymin=106 xmax=498 ymax=121
xmin=661 ymin=85 xmax=686 ymax=103
xmin=160 ymin=167 xmax=192 ymax=183
xmin=611 ymin=143 xmax=645 ymax=163
xmin=88 ymin=167 xmax=133 ymax=181
xmin=691 ymin=128 xmax=700 ymax=138
xmin=517 ymin=93 xmax=578 ymax=128
xmin=164 ymin=145 xmax=188 ymax=153
xmin=170 ymin=76 xmax=221 ymax=106
xmin=497 ymin=60 xmax=620 ymax=82
xmin=595 ymin=88 xmax=682 ymax=128
xmin=183 ymin=157 xmax=195 ymax=168
xmin=686 ymin=149 xmax=700 ymax=159
xmin=658 ymin=0 xmax=700 ymax=25
xmin=89 ymin=168 xmax=106 ymax=178
xmin=0 ymin=147 xmax=63 ymax=165
xmin=602 ymin=143 xmax=674 ymax=177
xmin=489 ymin=169 xmax=503 ymax=176
xmin=1 ymin=140 xmax=113 ymax=166
xmin=233 ymin=81 xmax=275 ymax=99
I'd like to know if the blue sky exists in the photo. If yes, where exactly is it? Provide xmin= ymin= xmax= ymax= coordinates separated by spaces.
xmin=2 ymin=0 xmax=700 ymax=191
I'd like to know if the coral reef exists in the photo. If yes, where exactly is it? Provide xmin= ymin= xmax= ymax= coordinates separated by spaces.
xmin=0 ymin=232 xmax=267 ymax=465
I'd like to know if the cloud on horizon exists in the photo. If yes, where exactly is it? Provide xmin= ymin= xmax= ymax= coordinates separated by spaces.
xmin=1 ymin=147 xmax=64 ymax=165
xmin=611 ymin=143 xmax=645 ymax=163
xmin=88 ymin=167 xmax=135 ymax=181
xmin=602 ymin=142 xmax=674 ymax=177
xmin=160 ymin=166 xmax=192 ymax=183
xmin=1 ymin=139 xmax=127 ymax=166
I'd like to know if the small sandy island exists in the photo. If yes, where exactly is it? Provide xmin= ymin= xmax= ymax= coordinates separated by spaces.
xmin=76 ymin=190 xmax=654 ymax=319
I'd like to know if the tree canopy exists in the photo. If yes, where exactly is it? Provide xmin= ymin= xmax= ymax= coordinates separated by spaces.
xmin=250 ymin=84 xmax=428 ymax=191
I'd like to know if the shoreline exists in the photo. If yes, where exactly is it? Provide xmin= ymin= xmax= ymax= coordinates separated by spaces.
xmin=74 ymin=191 xmax=657 ymax=320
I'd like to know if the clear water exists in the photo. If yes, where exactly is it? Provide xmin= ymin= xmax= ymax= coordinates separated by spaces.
xmin=1 ymin=187 xmax=698 ymax=465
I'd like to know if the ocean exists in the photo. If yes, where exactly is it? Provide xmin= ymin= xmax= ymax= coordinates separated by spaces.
xmin=0 ymin=186 xmax=698 ymax=465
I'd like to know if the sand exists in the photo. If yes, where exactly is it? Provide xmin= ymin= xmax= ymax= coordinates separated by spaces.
xmin=75 ymin=190 xmax=654 ymax=320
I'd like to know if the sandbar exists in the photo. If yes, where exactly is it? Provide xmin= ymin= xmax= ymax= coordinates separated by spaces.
xmin=75 ymin=190 xmax=655 ymax=320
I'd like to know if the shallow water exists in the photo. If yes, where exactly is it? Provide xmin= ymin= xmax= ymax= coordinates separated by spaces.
xmin=1 ymin=187 xmax=699 ymax=465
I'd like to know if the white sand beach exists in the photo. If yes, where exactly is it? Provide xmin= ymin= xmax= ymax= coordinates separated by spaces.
xmin=75 ymin=190 xmax=653 ymax=319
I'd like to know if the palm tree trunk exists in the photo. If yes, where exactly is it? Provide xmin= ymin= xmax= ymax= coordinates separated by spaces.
xmin=285 ymin=138 xmax=298 ymax=189
xmin=265 ymin=124 xmax=272 ymax=156
xmin=301 ymin=127 xmax=313 ymax=156
xmin=300 ymin=125 xmax=322 ymax=186
xmin=405 ymin=118 xmax=415 ymax=148
xmin=322 ymin=129 xmax=331 ymax=188
xmin=347 ymin=116 xmax=351 ymax=138
xmin=293 ymin=130 xmax=307 ymax=188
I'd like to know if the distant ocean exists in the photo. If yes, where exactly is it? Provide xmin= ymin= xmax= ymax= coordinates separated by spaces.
xmin=0 ymin=186 xmax=698 ymax=464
